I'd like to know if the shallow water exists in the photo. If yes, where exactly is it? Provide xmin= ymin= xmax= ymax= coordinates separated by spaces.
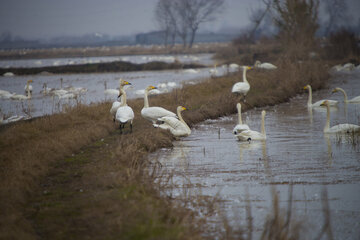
xmin=0 ymin=53 xmax=214 ymax=68
xmin=151 ymin=70 xmax=360 ymax=239
xmin=0 ymin=62 xmax=228 ymax=118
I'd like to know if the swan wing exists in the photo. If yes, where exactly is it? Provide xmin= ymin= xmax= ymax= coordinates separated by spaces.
xmin=110 ymin=101 xmax=121 ymax=115
xmin=348 ymin=96 xmax=360 ymax=103
xmin=141 ymin=107 xmax=177 ymax=122
xmin=233 ymin=124 xmax=250 ymax=134
xmin=237 ymin=130 xmax=265 ymax=141
xmin=158 ymin=116 xmax=190 ymax=137
xmin=232 ymin=82 xmax=250 ymax=94
xmin=104 ymin=89 xmax=119 ymax=95
xmin=260 ymin=63 xmax=277 ymax=69
xmin=116 ymin=106 xmax=134 ymax=123
xmin=327 ymin=124 xmax=360 ymax=134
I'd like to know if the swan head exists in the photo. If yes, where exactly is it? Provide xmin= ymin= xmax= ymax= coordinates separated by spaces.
xmin=254 ymin=60 xmax=261 ymax=67
xmin=331 ymin=88 xmax=340 ymax=93
xmin=320 ymin=100 xmax=330 ymax=107
xmin=146 ymin=85 xmax=157 ymax=91
xmin=303 ymin=85 xmax=311 ymax=90
xmin=177 ymin=106 xmax=187 ymax=112
xmin=242 ymin=66 xmax=252 ymax=70
xmin=236 ymin=103 xmax=241 ymax=109
xmin=27 ymin=79 xmax=33 ymax=83
xmin=261 ymin=110 xmax=266 ymax=117
xmin=120 ymin=79 xmax=131 ymax=86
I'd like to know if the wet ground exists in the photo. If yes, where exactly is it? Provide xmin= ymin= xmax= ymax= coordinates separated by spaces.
xmin=151 ymin=69 xmax=360 ymax=239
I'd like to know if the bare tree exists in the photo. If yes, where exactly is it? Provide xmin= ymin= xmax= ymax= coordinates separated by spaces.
xmin=154 ymin=0 xmax=177 ymax=47
xmin=248 ymin=0 xmax=272 ymax=42
xmin=181 ymin=0 xmax=225 ymax=48
xmin=272 ymin=0 xmax=319 ymax=50
xmin=323 ymin=0 xmax=348 ymax=35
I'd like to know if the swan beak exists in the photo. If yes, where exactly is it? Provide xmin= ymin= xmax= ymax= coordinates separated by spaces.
xmin=331 ymin=89 xmax=336 ymax=93
xmin=151 ymin=86 xmax=157 ymax=89
xmin=126 ymin=81 xmax=132 ymax=85
xmin=182 ymin=107 xmax=187 ymax=111
xmin=303 ymin=86 xmax=308 ymax=90
xmin=247 ymin=66 xmax=252 ymax=70
xmin=29 ymin=80 xmax=33 ymax=83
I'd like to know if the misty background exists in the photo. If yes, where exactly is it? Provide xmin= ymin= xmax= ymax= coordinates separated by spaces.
xmin=0 ymin=0 xmax=359 ymax=49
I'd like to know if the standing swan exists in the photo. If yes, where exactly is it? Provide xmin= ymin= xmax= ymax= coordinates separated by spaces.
xmin=110 ymin=79 xmax=132 ymax=121
xmin=231 ymin=66 xmax=252 ymax=100
xmin=115 ymin=88 xmax=134 ymax=133
xmin=320 ymin=100 xmax=360 ymax=133
xmin=332 ymin=87 xmax=360 ymax=103
xmin=141 ymin=85 xmax=177 ymax=124
xmin=236 ymin=110 xmax=266 ymax=141
xmin=304 ymin=85 xmax=338 ymax=107
xmin=24 ymin=79 xmax=33 ymax=95
xmin=156 ymin=106 xmax=191 ymax=137
xmin=233 ymin=103 xmax=250 ymax=134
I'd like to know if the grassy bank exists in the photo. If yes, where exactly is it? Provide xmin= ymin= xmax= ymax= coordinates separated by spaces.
xmin=0 ymin=56 xmax=329 ymax=239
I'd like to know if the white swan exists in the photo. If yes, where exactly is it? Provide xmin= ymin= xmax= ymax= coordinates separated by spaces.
xmin=156 ymin=106 xmax=191 ymax=137
xmin=24 ymin=79 xmax=33 ymax=95
xmin=110 ymin=80 xmax=132 ymax=121
xmin=0 ymin=115 xmax=25 ymax=125
xmin=0 ymin=90 xmax=15 ymax=99
xmin=104 ymin=80 xmax=120 ymax=96
xmin=304 ymin=85 xmax=338 ymax=107
xmin=231 ymin=66 xmax=252 ymax=98
xmin=320 ymin=100 xmax=360 ymax=134
xmin=254 ymin=60 xmax=277 ymax=70
xmin=236 ymin=110 xmax=266 ymax=141
xmin=332 ymin=87 xmax=360 ymax=103
xmin=229 ymin=63 xmax=240 ymax=72
xmin=10 ymin=88 xmax=32 ymax=100
xmin=233 ymin=103 xmax=250 ymax=134
xmin=115 ymin=88 xmax=134 ymax=133
xmin=209 ymin=63 xmax=218 ymax=77
xmin=141 ymin=86 xmax=177 ymax=124
xmin=41 ymin=83 xmax=53 ymax=95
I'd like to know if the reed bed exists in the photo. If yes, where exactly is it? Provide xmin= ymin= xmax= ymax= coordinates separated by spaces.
xmin=0 ymin=56 xmax=330 ymax=239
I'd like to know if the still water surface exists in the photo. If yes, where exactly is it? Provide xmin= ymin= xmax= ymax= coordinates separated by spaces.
xmin=151 ymin=70 xmax=360 ymax=239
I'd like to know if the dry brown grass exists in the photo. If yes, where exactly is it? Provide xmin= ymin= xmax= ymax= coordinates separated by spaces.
xmin=0 ymin=52 xmax=330 ymax=239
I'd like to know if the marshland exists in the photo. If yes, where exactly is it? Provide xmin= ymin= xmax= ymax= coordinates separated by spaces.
xmin=1 ymin=0 xmax=360 ymax=239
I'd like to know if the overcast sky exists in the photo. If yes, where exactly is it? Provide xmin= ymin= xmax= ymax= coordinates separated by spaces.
xmin=0 ymin=0 xmax=359 ymax=39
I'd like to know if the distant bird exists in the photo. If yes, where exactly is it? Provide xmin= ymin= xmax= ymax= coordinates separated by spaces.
xmin=229 ymin=63 xmax=240 ymax=72
xmin=254 ymin=60 xmax=277 ymax=70
xmin=155 ymin=106 xmax=191 ymax=137
xmin=233 ymin=103 xmax=250 ymax=135
xmin=104 ymin=80 xmax=120 ymax=96
xmin=332 ymin=87 xmax=360 ymax=103
xmin=209 ymin=63 xmax=218 ymax=77
xmin=0 ymin=90 xmax=15 ymax=99
xmin=232 ymin=66 xmax=252 ymax=100
xmin=141 ymin=86 xmax=177 ymax=124
xmin=0 ymin=115 xmax=25 ymax=125
xmin=304 ymin=85 xmax=338 ymax=107
xmin=41 ymin=83 xmax=53 ymax=95
xmin=320 ymin=100 xmax=360 ymax=134
xmin=24 ymin=79 xmax=33 ymax=96
xmin=115 ymin=88 xmax=134 ymax=133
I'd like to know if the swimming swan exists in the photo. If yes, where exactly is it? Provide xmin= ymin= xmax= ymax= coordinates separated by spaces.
xmin=320 ymin=100 xmax=360 ymax=134
xmin=115 ymin=88 xmax=134 ymax=133
xmin=254 ymin=60 xmax=277 ymax=70
xmin=236 ymin=110 xmax=266 ymax=141
xmin=304 ymin=85 xmax=338 ymax=107
xmin=332 ymin=87 xmax=360 ymax=103
xmin=141 ymin=85 xmax=177 ymax=124
xmin=231 ymin=66 xmax=252 ymax=99
xmin=156 ymin=106 xmax=191 ymax=137
xmin=11 ymin=87 xmax=32 ymax=100
xmin=110 ymin=80 xmax=132 ymax=121
xmin=233 ymin=103 xmax=250 ymax=134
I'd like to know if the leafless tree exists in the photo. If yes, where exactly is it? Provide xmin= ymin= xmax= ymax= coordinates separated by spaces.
xmin=154 ymin=0 xmax=177 ymax=47
xmin=181 ymin=0 xmax=225 ymax=48
xmin=272 ymin=0 xmax=319 ymax=49
xmin=323 ymin=0 xmax=348 ymax=35
xmin=248 ymin=0 xmax=272 ymax=42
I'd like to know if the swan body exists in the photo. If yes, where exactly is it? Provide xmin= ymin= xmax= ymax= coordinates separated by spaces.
xmin=209 ymin=64 xmax=218 ymax=77
xmin=304 ymin=85 xmax=338 ymax=107
xmin=332 ymin=87 xmax=360 ymax=103
xmin=10 ymin=87 xmax=32 ymax=100
xmin=184 ymin=69 xmax=199 ymax=74
xmin=231 ymin=66 xmax=252 ymax=96
xmin=229 ymin=63 xmax=240 ymax=72
xmin=156 ymin=106 xmax=191 ymax=137
xmin=104 ymin=80 xmax=119 ymax=96
xmin=320 ymin=100 xmax=360 ymax=134
xmin=342 ymin=63 xmax=355 ymax=71
xmin=0 ymin=115 xmax=25 ymax=125
xmin=237 ymin=110 xmax=266 ymax=141
xmin=3 ymin=72 xmax=14 ymax=77
xmin=41 ymin=83 xmax=53 ymax=95
xmin=254 ymin=60 xmax=277 ymax=70
xmin=167 ymin=82 xmax=177 ymax=88
xmin=110 ymin=80 xmax=132 ymax=121
xmin=115 ymin=88 xmax=134 ymax=133
xmin=24 ymin=80 xmax=33 ymax=94
xmin=141 ymin=86 xmax=177 ymax=124
xmin=0 ymin=90 xmax=15 ymax=99
xmin=233 ymin=103 xmax=250 ymax=134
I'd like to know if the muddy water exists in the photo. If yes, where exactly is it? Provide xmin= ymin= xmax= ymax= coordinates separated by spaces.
xmin=152 ymin=70 xmax=360 ymax=239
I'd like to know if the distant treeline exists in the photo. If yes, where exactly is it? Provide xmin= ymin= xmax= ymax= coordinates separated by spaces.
xmin=0 ymin=61 xmax=205 ymax=76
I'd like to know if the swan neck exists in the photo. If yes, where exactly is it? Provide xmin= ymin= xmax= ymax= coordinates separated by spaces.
xmin=120 ymin=89 xmax=127 ymax=106
xmin=144 ymin=89 xmax=149 ymax=108
xmin=339 ymin=88 xmax=348 ymax=102
xmin=177 ymin=108 xmax=190 ymax=131
xmin=324 ymin=105 xmax=330 ymax=132
xmin=261 ymin=113 xmax=265 ymax=135
xmin=243 ymin=68 xmax=248 ymax=83
xmin=307 ymin=86 xmax=312 ymax=106
xmin=237 ymin=105 xmax=243 ymax=125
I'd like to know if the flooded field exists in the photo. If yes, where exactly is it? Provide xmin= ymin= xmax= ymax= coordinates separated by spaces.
xmin=0 ymin=53 xmax=214 ymax=68
xmin=151 ymin=70 xmax=360 ymax=239
xmin=0 ymin=54 xmax=228 ymax=118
